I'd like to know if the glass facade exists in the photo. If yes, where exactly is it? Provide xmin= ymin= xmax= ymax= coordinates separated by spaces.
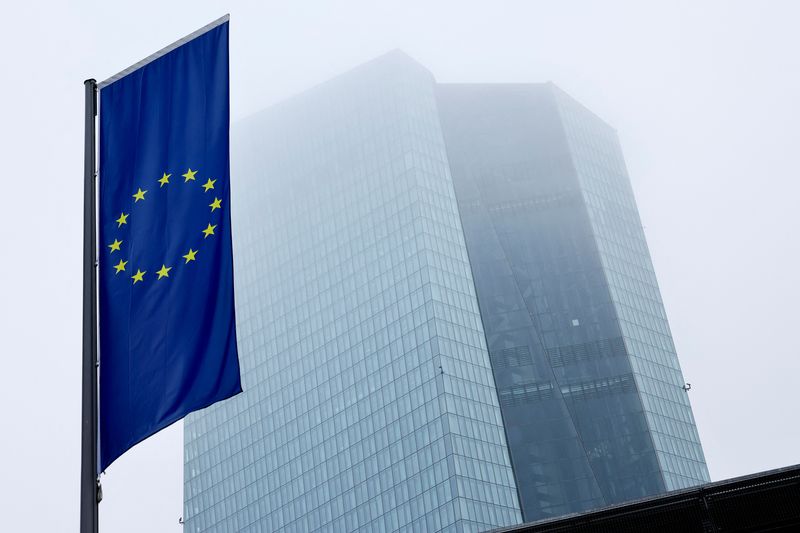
xmin=551 ymin=87 xmax=709 ymax=491
xmin=184 ymin=54 xmax=709 ymax=531
xmin=437 ymin=83 xmax=709 ymax=522
xmin=183 ymin=52 xmax=521 ymax=532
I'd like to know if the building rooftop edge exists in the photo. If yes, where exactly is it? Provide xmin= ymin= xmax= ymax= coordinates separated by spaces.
xmin=237 ymin=49 xmax=431 ymax=125
xmin=490 ymin=463 xmax=800 ymax=532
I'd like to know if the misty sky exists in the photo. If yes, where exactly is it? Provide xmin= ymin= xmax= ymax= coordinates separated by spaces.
xmin=1 ymin=1 xmax=798 ymax=531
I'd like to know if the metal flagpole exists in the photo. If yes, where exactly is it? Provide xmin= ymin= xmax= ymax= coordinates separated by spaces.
xmin=81 ymin=78 xmax=100 ymax=533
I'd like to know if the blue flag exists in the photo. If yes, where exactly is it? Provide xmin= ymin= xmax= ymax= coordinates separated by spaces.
xmin=98 ymin=18 xmax=240 ymax=471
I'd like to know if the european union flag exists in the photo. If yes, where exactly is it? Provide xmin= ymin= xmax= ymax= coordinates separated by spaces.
xmin=98 ymin=17 xmax=241 ymax=471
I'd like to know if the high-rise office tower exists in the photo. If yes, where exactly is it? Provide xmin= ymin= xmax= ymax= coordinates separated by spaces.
xmin=183 ymin=52 xmax=708 ymax=531
xmin=437 ymin=84 xmax=709 ymax=521
xmin=183 ymin=53 xmax=522 ymax=532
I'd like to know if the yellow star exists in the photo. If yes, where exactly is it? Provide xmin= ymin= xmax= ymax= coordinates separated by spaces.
xmin=202 ymin=178 xmax=217 ymax=192
xmin=131 ymin=269 xmax=146 ymax=284
xmin=108 ymin=239 xmax=122 ymax=253
xmin=209 ymin=197 xmax=222 ymax=212
xmin=182 ymin=168 xmax=198 ymax=182
xmin=202 ymin=223 xmax=217 ymax=239
xmin=113 ymin=259 xmax=127 ymax=274
xmin=183 ymin=249 xmax=198 ymax=263
xmin=158 ymin=172 xmax=171 ymax=187
xmin=132 ymin=188 xmax=147 ymax=202
xmin=116 ymin=212 xmax=129 ymax=227
xmin=156 ymin=264 xmax=172 ymax=279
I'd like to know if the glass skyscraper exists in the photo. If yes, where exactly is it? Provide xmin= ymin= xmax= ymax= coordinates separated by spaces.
xmin=183 ymin=52 xmax=522 ymax=532
xmin=184 ymin=52 xmax=708 ymax=531
xmin=437 ymin=84 xmax=709 ymax=521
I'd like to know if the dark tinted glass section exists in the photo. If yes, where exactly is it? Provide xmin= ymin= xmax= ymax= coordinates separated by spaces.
xmin=552 ymin=87 xmax=709 ymax=490
xmin=437 ymin=84 xmax=669 ymax=521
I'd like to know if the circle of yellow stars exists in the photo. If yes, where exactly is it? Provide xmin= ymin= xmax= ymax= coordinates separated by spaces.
xmin=108 ymin=167 xmax=223 ymax=285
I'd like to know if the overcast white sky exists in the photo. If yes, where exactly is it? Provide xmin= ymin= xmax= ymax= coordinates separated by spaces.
xmin=1 ymin=1 xmax=798 ymax=531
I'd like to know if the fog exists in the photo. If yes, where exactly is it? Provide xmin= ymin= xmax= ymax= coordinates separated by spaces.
xmin=1 ymin=1 xmax=798 ymax=531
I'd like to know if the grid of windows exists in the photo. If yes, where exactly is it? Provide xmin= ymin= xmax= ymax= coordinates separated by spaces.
xmin=438 ymin=82 xmax=709 ymax=522
xmin=183 ymin=52 xmax=521 ymax=532
xmin=183 ymin=54 xmax=709 ymax=530
xmin=552 ymin=88 xmax=710 ymax=489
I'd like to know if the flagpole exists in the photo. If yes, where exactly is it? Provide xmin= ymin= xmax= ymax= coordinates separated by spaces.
xmin=81 ymin=78 xmax=100 ymax=533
